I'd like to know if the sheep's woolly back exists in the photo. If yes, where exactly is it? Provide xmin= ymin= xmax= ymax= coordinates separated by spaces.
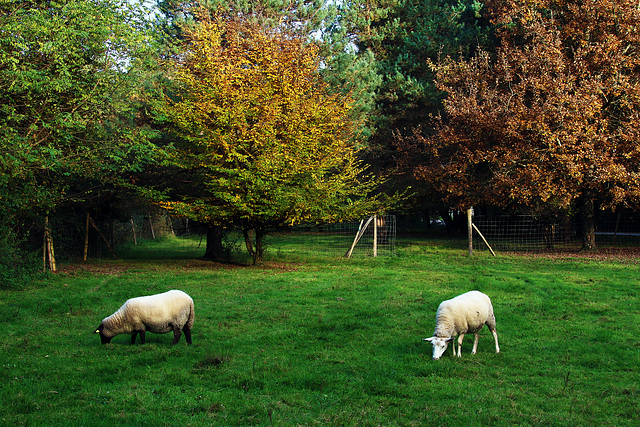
xmin=433 ymin=290 xmax=495 ymax=338
xmin=101 ymin=290 xmax=194 ymax=338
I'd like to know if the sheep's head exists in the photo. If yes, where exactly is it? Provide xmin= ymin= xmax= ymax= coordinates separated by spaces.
xmin=423 ymin=336 xmax=453 ymax=360
xmin=94 ymin=324 xmax=114 ymax=344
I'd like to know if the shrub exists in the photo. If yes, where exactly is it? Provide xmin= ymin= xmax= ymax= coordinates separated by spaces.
xmin=0 ymin=226 xmax=41 ymax=290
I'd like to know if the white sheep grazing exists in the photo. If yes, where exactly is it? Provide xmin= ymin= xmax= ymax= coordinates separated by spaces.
xmin=423 ymin=290 xmax=500 ymax=360
xmin=95 ymin=290 xmax=194 ymax=345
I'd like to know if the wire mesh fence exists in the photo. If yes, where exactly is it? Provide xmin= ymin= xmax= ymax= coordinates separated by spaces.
xmin=300 ymin=215 xmax=397 ymax=258
xmin=83 ymin=213 xmax=397 ymax=260
xmin=76 ymin=210 xmax=640 ymax=260
xmin=473 ymin=213 xmax=640 ymax=253
xmin=81 ymin=214 xmax=208 ymax=260
xmin=473 ymin=215 xmax=578 ymax=252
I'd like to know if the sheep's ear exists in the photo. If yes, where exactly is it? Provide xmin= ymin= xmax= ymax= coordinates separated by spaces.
xmin=423 ymin=337 xmax=434 ymax=342
xmin=94 ymin=329 xmax=100 ymax=334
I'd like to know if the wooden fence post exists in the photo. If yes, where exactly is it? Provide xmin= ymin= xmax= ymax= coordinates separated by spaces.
xmin=345 ymin=216 xmax=375 ymax=258
xmin=83 ymin=212 xmax=90 ymax=261
xmin=130 ymin=216 xmax=137 ymax=245
xmin=149 ymin=216 xmax=155 ymax=239
xmin=467 ymin=208 xmax=473 ymax=256
xmin=373 ymin=215 xmax=378 ymax=257
xmin=43 ymin=216 xmax=56 ymax=272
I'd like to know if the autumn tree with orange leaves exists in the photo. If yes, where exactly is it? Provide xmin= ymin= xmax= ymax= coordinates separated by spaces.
xmin=156 ymin=13 xmax=389 ymax=263
xmin=397 ymin=0 xmax=640 ymax=249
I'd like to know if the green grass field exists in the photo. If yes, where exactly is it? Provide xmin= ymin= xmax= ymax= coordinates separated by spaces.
xmin=1 ymin=234 xmax=638 ymax=426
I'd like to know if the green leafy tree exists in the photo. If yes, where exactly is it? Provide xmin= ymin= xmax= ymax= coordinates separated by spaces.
xmin=156 ymin=14 xmax=390 ymax=263
xmin=0 ymin=0 xmax=158 ymax=224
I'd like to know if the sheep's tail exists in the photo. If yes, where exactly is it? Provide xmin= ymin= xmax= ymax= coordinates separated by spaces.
xmin=186 ymin=298 xmax=195 ymax=329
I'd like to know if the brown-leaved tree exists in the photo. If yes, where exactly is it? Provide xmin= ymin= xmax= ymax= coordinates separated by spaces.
xmin=398 ymin=0 xmax=640 ymax=249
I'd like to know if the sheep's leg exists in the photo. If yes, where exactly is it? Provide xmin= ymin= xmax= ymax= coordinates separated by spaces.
xmin=456 ymin=334 xmax=464 ymax=357
xmin=130 ymin=331 xmax=138 ymax=345
xmin=183 ymin=325 xmax=192 ymax=345
xmin=171 ymin=325 xmax=182 ymax=345
xmin=492 ymin=329 xmax=500 ymax=354
xmin=471 ymin=332 xmax=479 ymax=354
xmin=139 ymin=331 xmax=146 ymax=344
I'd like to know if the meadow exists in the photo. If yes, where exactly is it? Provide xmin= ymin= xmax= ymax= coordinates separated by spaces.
xmin=0 ymin=234 xmax=638 ymax=426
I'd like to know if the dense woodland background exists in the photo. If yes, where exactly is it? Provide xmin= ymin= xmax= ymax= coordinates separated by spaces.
xmin=4 ymin=0 xmax=640 ymax=286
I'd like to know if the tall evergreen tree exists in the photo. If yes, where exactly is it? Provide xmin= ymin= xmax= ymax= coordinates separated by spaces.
xmin=343 ymin=0 xmax=491 ymax=137
xmin=321 ymin=0 xmax=493 ymax=217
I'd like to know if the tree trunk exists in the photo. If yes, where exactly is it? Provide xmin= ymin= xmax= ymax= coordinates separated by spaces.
xmin=243 ymin=228 xmax=265 ymax=265
xmin=255 ymin=229 xmax=265 ymax=263
xmin=204 ymin=225 xmax=225 ymax=261
xmin=581 ymin=196 xmax=597 ymax=251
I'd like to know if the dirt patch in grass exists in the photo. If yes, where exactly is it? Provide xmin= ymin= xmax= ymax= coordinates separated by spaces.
xmin=173 ymin=259 xmax=302 ymax=272
xmin=56 ymin=262 xmax=132 ymax=276
xmin=56 ymin=259 xmax=303 ymax=276
xmin=192 ymin=355 xmax=229 ymax=371
xmin=504 ymin=247 xmax=640 ymax=262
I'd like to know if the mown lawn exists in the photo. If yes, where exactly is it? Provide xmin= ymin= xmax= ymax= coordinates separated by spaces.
xmin=0 ymin=234 xmax=638 ymax=425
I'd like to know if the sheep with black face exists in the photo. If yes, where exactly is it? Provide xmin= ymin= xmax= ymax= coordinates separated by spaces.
xmin=95 ymin=290 xmax=194 ymax=345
